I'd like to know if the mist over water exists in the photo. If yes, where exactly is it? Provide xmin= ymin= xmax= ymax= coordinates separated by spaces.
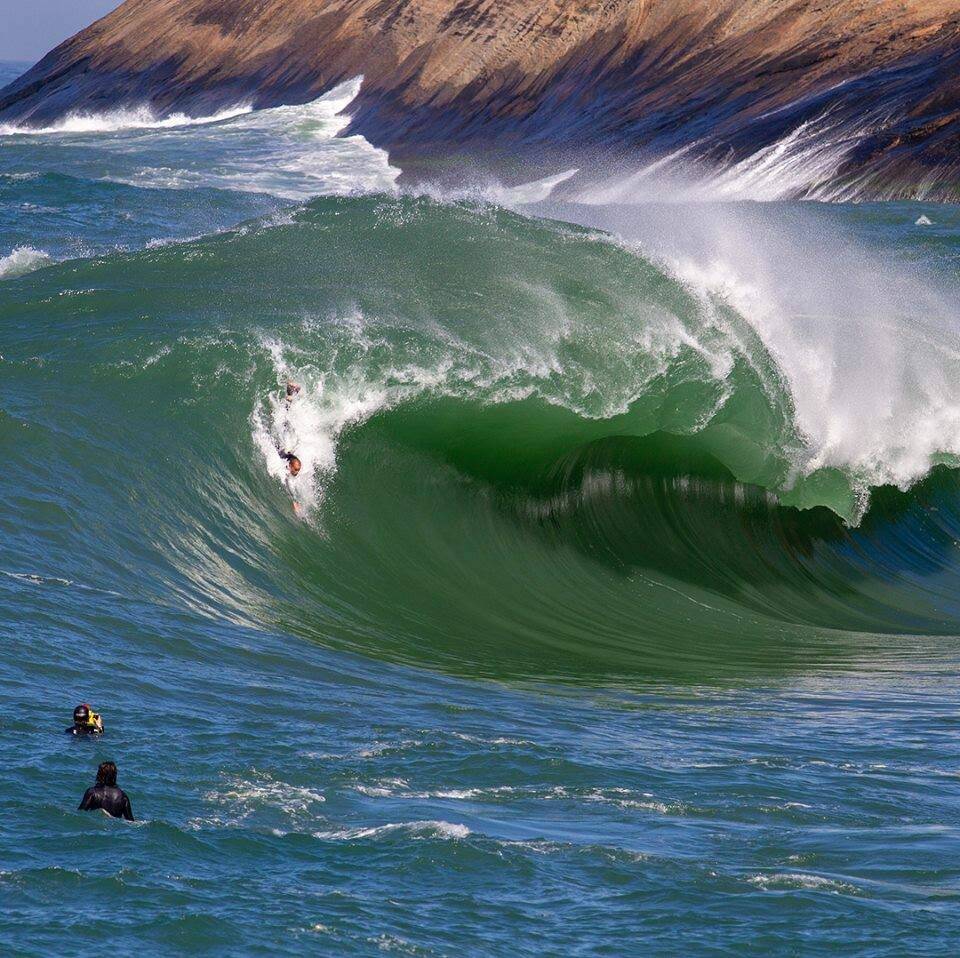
xmin=2 ymin=70 xmax=960 ymax=954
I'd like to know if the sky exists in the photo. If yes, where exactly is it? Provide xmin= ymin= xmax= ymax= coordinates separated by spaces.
xmin=2 ymin=1 xmax=122 ymax=63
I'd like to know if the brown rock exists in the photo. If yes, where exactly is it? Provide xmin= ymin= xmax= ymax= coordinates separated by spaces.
xmin=4 ymin=0 xmax=960 ymax=197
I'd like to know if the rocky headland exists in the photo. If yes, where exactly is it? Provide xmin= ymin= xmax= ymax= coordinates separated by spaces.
xmin=4 ymin=0 xmax=960 ymax=197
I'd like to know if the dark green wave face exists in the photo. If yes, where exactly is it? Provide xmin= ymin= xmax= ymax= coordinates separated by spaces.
xmin=4 ymin=194 xmax=960 ymax=682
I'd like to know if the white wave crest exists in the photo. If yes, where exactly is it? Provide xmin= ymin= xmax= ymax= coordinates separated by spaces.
xmin=665 ymin=246 xmax=960 ymax=515
xmin=0 ymin=105 xmax=252 ymax=136
xmin=747 ymin=872 xmax=860 ymax=894
xmin=0 ymin=246 xmax=51 ymax=279
xmin=313 ymin=820 xmax=470 ymax=841
xmin=516 ymin=189 xmax=960 ymax=521
xmin=107 ymin=78 xmax=399 ymax=200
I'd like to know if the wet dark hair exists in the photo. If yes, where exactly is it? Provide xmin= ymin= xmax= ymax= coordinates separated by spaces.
xmin=96 ymin=761 xmax=118 ymax=787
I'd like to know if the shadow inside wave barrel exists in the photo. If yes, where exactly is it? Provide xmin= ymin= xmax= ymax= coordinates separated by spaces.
xmin=292 ymin=408 xmax=960 ymax=682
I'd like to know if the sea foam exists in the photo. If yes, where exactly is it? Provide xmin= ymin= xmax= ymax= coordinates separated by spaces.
xmin=0 ymin=246 xmax=50 ymax=279
xmin=0 ymin=105 xmax=252 ymax=136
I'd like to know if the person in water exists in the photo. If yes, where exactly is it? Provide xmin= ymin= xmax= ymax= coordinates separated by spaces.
xmin=66 ymin=703 xmax=104 ymax=736
xmin=281 ymin=451 xmax=302 ymax=477
xmin=280 ymin=451 xmax=303 ymax=514
xmin=78 ymin=761 xmax=134 ymax=821
xmin=278 ymin=379 xmax=303 ymax=513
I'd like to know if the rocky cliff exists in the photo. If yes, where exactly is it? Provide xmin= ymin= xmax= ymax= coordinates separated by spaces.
xmin=4 ymin=0 xmax=960 ymax=197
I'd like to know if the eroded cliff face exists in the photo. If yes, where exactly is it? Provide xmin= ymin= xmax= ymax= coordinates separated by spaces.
xmin=4 ymin=0 xmax=960 ymax=196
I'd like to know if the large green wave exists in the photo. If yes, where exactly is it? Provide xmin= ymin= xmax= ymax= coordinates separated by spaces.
xmin=3 ymin=195 xmax=959 ymax=680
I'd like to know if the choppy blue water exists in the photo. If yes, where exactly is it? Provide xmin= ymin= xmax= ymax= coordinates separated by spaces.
xmin=1 ymin=60 xmax=959 ymax=955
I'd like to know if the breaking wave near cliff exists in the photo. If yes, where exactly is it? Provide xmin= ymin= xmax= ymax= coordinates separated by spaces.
xmin=6 ymin=183 xmax=960 ymax=681
xmin=5 ymin=77 xmax=960 ymax=682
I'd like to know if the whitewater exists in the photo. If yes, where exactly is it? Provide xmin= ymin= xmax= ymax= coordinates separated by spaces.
xmin=2 ymin=65 xmax=959 ymax=956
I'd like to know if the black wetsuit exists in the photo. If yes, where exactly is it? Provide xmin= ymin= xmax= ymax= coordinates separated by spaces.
xmin=78 ymin=785 xmax=134 ymax=821
xmin=65 ymin=724 xmax=103 ymax=736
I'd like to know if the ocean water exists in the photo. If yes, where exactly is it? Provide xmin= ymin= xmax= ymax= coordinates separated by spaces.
xmin=1 ymin=63 xmax=960 ymax=955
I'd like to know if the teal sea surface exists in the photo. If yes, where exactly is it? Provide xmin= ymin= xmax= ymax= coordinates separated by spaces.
xmin=1 ymin=60 xmax=960 ymax=955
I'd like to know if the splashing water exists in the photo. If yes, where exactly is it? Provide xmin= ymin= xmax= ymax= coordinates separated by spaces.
xmin=0 ymin=244 xmax=50 ymax=279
